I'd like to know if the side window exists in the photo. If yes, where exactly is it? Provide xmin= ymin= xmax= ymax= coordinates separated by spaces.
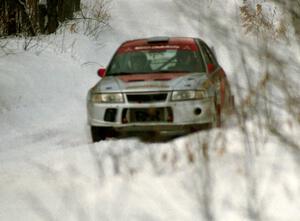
xmin=201 ymin=43 xmax=218 ymax=66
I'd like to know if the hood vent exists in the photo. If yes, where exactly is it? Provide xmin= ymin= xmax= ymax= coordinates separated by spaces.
xmin=147 ymin=36 xmax=169 ymax=44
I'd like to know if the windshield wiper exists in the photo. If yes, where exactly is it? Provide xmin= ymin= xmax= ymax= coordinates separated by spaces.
xmin=109 ymin=72 xmax=135 ymax=76
xmin=152 ymin=70 xmax=191 ymax=73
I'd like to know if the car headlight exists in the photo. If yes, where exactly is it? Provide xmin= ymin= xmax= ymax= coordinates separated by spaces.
xmin=171 ymin=90 xmax=208 ymax=101
xmin=91 ymin=93 xmax=124 ymax=103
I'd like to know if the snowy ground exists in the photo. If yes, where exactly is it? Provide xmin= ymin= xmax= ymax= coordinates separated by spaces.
xmin=1 ymin=0 xmax=300 ymax=220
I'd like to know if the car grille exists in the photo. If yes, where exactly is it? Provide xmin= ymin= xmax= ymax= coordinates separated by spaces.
xmin=126 ymin=93 xmax=168 ymax=103
xmin=122 ymin=107 xmax=173 ymax=123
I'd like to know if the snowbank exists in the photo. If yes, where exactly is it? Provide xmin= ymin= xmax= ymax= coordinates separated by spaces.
xmin=0 ymin=0 xmax=299 ymax=220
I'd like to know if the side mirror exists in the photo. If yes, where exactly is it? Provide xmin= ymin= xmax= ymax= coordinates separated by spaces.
xmin=97 ymin=68 xmax=106 ymax=78
xmin=207 ymin=63 xmax=215 ymax=73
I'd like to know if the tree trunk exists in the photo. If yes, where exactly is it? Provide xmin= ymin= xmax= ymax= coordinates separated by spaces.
xmin=64 ymin=0 xmax=75 ymax=20
xmin=7 ymin=0 xmax=17 ymax=35
xmin=28 ymin=0 xmax=38 ymax=31
xmin=47 ymin=0 xmax=59 ymax=33
xmin=74 ymin=0 xmax=81 ymax=11
xmin=17 ymin=0 xmax=36 ymax=36
xmin=0 ymin=0 xmax=5 ymax=35
xmin=38 ymin=4 xmax=47 ymax=33
xmin=57 ymin=0 xmax=64 ymax=22
xmin=58 ymin=0 xmax=75 ymax=21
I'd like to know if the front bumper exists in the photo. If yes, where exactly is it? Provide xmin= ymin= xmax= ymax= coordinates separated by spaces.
xmin=87 ymin=97 xmax=216 ymax=135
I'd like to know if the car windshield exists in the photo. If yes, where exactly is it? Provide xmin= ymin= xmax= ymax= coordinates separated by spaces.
xmin=106 ymin=49 xmax=206 ymax=76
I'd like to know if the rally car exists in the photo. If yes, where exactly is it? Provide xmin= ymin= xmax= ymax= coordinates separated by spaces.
xmin=87 ymin=37 xmax=234 ymax=141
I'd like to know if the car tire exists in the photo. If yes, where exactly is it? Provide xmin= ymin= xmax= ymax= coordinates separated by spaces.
xmin=216 ymin=103 xmax=222 ymax=127
xmin=212 ymin=94 xmax=222 ymax=128
xmin=91 ymin=126 xmax=112 ymax=142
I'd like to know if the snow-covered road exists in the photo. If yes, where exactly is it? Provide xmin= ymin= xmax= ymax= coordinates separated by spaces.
xmin=1 ymin=0 xmax=300 ymax=220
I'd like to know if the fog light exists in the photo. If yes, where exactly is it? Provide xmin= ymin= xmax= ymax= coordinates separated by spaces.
xmin=194 ymin=108 xmax=202 ymax=115
xmin=122 ymin=109 xmax=128 ymax=124
xmin=104 ymin=108 xmax=117 ymax=122
xmin=167 ymin=107 xmax=173 ymax=122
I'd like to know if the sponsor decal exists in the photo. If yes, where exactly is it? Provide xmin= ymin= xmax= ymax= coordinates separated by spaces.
xmin=134 ymin=45 xmax=180 ymax=50
xmin=183 ymin=45 xmax=192 ymax=50
xmin=118 ymin=73 xmax=186 ymax=83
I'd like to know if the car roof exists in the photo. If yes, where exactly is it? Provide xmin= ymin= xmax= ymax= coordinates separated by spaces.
xmin=117 ymin=37 xmax=200 ymax=53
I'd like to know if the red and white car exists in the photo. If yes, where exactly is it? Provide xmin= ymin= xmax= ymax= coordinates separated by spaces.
xmin=87 ymin=37 xmax=234 ymax=141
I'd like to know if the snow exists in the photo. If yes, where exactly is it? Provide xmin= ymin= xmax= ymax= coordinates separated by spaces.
xmin=1 ymin=0 xmax=300 ymax=220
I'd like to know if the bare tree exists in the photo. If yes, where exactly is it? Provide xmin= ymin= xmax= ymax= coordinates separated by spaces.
xmin=0 ymin=0 xmax=82 ymax=36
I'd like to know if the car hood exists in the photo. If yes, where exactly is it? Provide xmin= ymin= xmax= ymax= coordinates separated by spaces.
xmin=92 ymin=72 xmax=208 ymax=93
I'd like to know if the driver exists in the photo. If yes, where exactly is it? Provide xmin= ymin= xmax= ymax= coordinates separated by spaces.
xmin=130 ymin=52 xmax=150 ymax=72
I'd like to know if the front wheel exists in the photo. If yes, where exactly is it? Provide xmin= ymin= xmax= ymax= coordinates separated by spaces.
xmin=91 ymin=126 xmax=115 ymax=142
xmin=212 ymin=95 xmax=222 ymax=128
